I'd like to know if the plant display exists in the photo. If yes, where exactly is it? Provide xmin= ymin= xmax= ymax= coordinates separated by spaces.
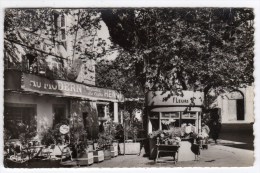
xmin=40 ymin=122 xmax=69 ymax=146
xmin=69 ymin=113 xmax=88 ymax=156
xmin=97 ymin=120 xmax=117 ymax=149
xmin=149 ymin=128 xmax=183 ymax=145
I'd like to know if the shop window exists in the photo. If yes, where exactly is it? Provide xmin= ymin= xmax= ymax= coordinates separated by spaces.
xmin=161 ymin=119 xmax=180 ymax=130
xmin=150 ymin=119 xmax=159 ymax=131
xmin=4 ymin=104 xmax=36 ymax=139
xmin=97 ymin=104 xmax=105 ymax=117
xmin=82 ymin=112 xmax=94 ymax=139
xmin=53 ymin=104 xmax=66 ymax=126
xmin=181 ymin=112 xmax=197 ymax=119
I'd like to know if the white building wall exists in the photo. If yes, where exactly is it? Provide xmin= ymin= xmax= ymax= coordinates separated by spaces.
xmin=214 ymin=86 xmax=254 ymax=124
xmin=245 ymin=86 xmax=254 ymax=123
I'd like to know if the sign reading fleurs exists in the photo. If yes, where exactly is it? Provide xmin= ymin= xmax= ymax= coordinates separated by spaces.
xmin=21 ymin=73 xmax=124 ymax=102
xmin=146 ymin=91 xmax=204 ymax=106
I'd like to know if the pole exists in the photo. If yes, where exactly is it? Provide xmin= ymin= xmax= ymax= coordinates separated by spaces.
xmin=124 ymin=103 xmax=126 ymax=155
xmin=124 ymin=120 xmax=126 ymax=155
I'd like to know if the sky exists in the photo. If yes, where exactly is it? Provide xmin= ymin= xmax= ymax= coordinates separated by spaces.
xmin=97 ymin=20 xmax=119 ymax=61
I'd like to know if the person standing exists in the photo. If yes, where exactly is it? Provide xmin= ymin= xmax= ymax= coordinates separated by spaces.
xmin=211 ymin=121 xmax=221 ymax=144
xmin=201 ymin=122 xmax=210 ymax=139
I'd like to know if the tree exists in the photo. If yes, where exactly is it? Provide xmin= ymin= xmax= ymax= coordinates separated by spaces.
xmin=101 ymin=8 xmax=254 ymax=100
xmin=96 ymin=50 xmax=144 ymax=98
xmin=4 ymin=8 xmax=108 ymax=81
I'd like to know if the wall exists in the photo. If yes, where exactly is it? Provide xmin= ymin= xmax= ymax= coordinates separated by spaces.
xmin=4 ymin=92 xmax=69 ymax=133
xmin=214 ymin=86 xmax=254 ymax=124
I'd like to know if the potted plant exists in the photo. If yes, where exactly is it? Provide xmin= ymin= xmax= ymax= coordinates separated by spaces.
xmin=61 ymin=113 xmax=93 ymax=166
xmin=4 ymin=118 xmax=38 ymax=164
xmin=96 ymin=119 xmax=118 ymax=159
xmin=118 ymin=111 xmax=141 ymax=155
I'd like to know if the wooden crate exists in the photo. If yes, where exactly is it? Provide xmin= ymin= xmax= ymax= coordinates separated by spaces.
xmin=93 ymin=150 xmax=104 ymax=163
xmin=110 ymin=146 xmax=118 ymax=157
xmin=119 ymin=143 xmax=140 ymax=155
xmin=75 ymin=152 xmax=94 ymax=166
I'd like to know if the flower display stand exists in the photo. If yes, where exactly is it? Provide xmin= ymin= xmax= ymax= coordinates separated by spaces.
xmin=93 ymin=150 xmax=104 ymax=163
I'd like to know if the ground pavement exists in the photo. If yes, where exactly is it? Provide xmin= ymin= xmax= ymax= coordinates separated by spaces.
xmin=90 ymin=142 xmax=254 ymax=167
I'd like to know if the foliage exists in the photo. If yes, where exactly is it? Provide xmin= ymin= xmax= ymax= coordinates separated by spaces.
xmin=96 ymin=54 xmax=144 ymax=97
xmin=116 ymin=110 xmax=145 ymax=142
xmin=40 ymin=123 xmax=69 ymax=146
xmin=4 ymin=8 xmax=109 ymax=82
xmin=4 ymin=118 xmax=37 ymax=145
xmin=69 ymin=113 xmax=88 ymax=150
xmin=101 ymin=8 xmax=254 ymax=97
xmin=148 ymin=128 xmax=182 ymax=145
xmin=97 ymin=120 xmax=117 ymax=149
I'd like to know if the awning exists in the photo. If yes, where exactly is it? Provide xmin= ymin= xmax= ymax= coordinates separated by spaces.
xmin=151 ymin=107 xmax=202 ymax=112
xmin=4 ymin=70 xmax=124 ymax=102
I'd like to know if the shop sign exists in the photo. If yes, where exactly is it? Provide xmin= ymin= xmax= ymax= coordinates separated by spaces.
xmin=21 ymin=73 xmax=124 ymax=102
xmin=60 ymin=125 xmax=70 ymax=134
xmin=146 ymin=91 xmax=204 ymax=106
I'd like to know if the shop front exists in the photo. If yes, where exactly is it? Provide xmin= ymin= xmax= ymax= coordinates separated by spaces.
xmin=146 ymin=91 xmax=204 ymax=134
xmin=145 ymin=90 xmax=204 ymax=160
xmin=4 ymin=70 xmax=124 ymax=140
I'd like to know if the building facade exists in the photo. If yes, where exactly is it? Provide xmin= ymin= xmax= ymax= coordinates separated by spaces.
xmin=210 ymin=86 xmax=254 ymax=124
xmin=4 ymin=9 xmax=123 ymax=140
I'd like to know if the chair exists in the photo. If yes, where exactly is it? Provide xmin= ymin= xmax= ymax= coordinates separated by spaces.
xmin=41 ymin=144 xmax=55 ymax=159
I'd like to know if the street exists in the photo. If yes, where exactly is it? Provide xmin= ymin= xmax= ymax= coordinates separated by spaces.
xmin=90 ymin=141 xmax=254 ymax=167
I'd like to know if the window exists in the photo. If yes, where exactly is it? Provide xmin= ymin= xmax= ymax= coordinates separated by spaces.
xmin=228 ymin=91 xmax=245 ymax=121
xmin=61 ymin=15 xmax=65 ymax=27
xmin=4 ymin=104 xmax=36 ymax=139
xmin=97 ymin=104 xmax=105 ymax=117
xmin=53 ymin=104 xmax=66 ymax=126
xmin=61 ymin=28 xmax=66 ymax=40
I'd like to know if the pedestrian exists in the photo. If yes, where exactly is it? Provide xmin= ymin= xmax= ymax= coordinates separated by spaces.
xmin=99 ymin=122 xmax=105 ymax=133
xmin=211 ymin=121 xmax=221 ymax=144
xmin=201 ymin=122 xmax=210 ymax=140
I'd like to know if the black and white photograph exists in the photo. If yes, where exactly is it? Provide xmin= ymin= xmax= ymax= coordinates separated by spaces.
xmin=0 ymin=0 xmax=259 ymax=171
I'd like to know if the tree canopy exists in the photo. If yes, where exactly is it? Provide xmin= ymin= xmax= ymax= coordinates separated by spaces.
xmin=101 ymin=8 xmax=254 ymax=96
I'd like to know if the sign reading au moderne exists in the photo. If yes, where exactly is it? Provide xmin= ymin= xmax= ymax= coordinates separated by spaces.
xmin=21 ymin=73 xmax=123 ymax=102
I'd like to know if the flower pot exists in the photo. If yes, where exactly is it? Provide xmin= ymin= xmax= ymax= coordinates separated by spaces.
xmin=110 ymin=145 xmax=118 ymax=157
xmin=119 ymin=142 xmax=140 ymax=155
xmin=103 ymin=149 xmax=111 ymax=160
xmin=74 ymin=152 xmax=94 ymax=166
xmin=93 ymin=150 xmax=104 ymax=163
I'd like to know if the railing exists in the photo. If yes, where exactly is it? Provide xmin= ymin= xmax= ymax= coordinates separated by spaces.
xmin=5 ymin=61 xmax=67 ymax=81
